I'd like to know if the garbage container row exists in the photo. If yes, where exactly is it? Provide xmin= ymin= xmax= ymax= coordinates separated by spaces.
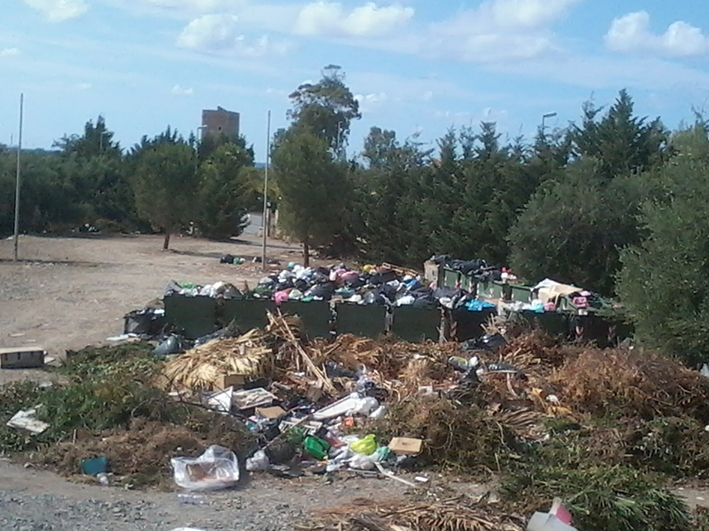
xmin=163 ymin=295 xmax=499 ymax=343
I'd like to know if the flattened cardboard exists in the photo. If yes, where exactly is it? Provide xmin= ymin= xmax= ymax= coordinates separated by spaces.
xmin=213 ymin=374 xmax=246 ymax=391
xmin=256 ymin=406 xmax=286 ymax=419
xmin=388 ymin=437 xmax=423 ymax=455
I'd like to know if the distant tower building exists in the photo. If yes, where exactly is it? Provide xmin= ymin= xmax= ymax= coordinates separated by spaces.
xmin=201 ymin=106 xmax=240 ymax=139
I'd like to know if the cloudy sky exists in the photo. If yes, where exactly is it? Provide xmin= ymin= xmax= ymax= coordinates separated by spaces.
xmin=2 ymin=0 xmax=709 ymax=160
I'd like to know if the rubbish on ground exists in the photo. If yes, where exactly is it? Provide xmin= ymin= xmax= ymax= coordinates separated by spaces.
xmin=303 ymin=436 xmax=330 ymax=460
xmin=550 ymin=498 xmax=573 ymax=525
xmin=700 ymin=363 xmax=709 ymax=378
xmin=374 ymin=462 xmax=417 ymax=487
xmin=106 ymin=333 xmax=139 ymax=343
xmin=154 ymin=334 xmax=182 ymax=357
xmin=206 ymin=387 xmax=233 ymax=414
xmin=527 ymin=513 xmax=578 ymax=531
xmin=6 ymin=408 xmax=50 ymax=434
xmin=81 ymin=457 xmax=109 ymax=476
xmin=232 ymin=387 xmax=276 ymax=410
xmin=350 ymin=434 xmax=377 ymax=455
xmin=415 ymin=475 xmax=430 ymax=483
xmin=388 ymin=437 xmax=423 ymax=456
xmin=313 ymin=394 xmax=361 ymax=421
xmin=96 ymin=473 xmax=110 ymax=486
xmin=123 ymin=306 xmax=164 ymax=337
xmin=279 ymin=418 xmax=323 ymax=436
xmin=0 ymin=346 xmax=45 ymax=369
xmin=214 ymin=374 xmax=246 ymax=391
xmin=171 ymin=445 xmax=240 ymax=491
xmin=245 ymin=450 xmax=270 ymax=472
xmin=256 ymin=406 xmax=286 ymax=419
xmin=177 ymin=494 xmax=209 ymax=506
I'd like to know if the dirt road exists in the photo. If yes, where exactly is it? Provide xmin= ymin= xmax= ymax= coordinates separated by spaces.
xmin=0 ymin=233 xmax=304 ymax=364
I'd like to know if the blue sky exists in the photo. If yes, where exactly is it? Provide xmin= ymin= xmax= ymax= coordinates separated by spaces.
xmin=1 ymin=0 xmax=709 ymax=162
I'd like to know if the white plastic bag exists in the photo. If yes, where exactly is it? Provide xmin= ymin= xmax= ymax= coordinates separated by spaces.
xmin=348 ymin=397 xmax=379 ymax=417
xmin=349 ymin=453 xmax=377 ymax=470
xmin=245 ymin=450 xmax=269 ymax=472
xmin=170 ymin=445 xmax=240 ymax=491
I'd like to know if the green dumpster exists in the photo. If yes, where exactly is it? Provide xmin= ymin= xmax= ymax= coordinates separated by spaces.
xmin=220 ymin=298 xmax=275 ymax=332
xmin=450 ymin=307 xmax=497 ymax=342
xmin=164 ymin=294 xmax=217 ymax=340
xmin=441 ymin=267 xmax=461 ymax=289
xmin=392 ymin=306 xmax=442 ymax=343
xmin=520 ymin=310 xmax=568 ymax=337
xmin=336 ymin=303 xmax=386 ymax=339
xmin=280 ymin=301 xmax=332 ymax=339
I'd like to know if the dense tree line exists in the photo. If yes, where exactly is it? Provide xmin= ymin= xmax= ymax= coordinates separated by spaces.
xmin=0 ymin=117 xmax=263 ymax=247
xmin=270 ymin=67 xmax=709 ymax=364
xmin=4 ymin=66 xmax=709 ymax=363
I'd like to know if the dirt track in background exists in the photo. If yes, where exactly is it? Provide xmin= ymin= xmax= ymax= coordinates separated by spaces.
xmin=0 ymin=233 xmax=305 ymax=369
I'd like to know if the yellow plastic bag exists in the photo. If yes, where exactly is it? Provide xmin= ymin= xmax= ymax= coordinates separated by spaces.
xmin=350 ymin=434 xmax=377 ymax=455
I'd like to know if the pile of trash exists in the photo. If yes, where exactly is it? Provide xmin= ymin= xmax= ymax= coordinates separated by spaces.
xmin=165 ymin=262 xmax=497 ymax=312
xmin=152 ymin=311 xmax=709 ymax=489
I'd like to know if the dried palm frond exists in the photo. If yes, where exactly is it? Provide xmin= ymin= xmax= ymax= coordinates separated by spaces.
xmin=162 ymin=334 xmax=274 ymax=391
xmin=296 ymin=496 xmax=525 ymax=531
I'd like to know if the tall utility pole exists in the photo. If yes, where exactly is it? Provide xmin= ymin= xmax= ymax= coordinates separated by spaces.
xmin=261 ymin=110 xmax=271 ymax=271
xmin=13 ymin=93 xmax=24 ymax=262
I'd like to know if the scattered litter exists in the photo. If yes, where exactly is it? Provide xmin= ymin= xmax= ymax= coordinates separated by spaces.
xmin=388 ymin=437 xmax=423 ymax=456
xmin=177 ymin=494 xmax=209 ymax=506
xmin=171 ymin=445 xmax=240 ymax=491
xmin=6 ymin=408 xmax=50 ymax=434
xmin=0 ymin=346 xmax=45 ymax=369
xmin=206 ymin=387 xmax=233 ymax=414
xmin=232 ymin=388 xmax=276 ymax=410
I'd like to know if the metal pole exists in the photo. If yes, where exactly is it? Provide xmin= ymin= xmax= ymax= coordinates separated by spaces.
xmin=261 ymin=110 xmax=271 ymax=271
xmin=13 ymin=93 xmax=23 ymax=262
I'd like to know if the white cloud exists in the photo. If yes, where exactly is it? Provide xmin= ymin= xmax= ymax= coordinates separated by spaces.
xmin=177 ymin=14 xmax=291 ymax=57
xmin=23 ymin=0 xmax=89 ymax=22
xmin=295 ymin=2 xmax=414 ymax=38
xmin=355 ymin=91 xmax=388 ymax=112
xmin=76 ymin=82 xmax=92 ymax=90
xmin=171 ymin=84 xmax=194 ymax=95
xmin=418 ymin=0 xmax=581 ymax=62
xmin=605 ymin=11 xmax=709 ymax=57
xmin=487 ymin=0 xmax=580 ymax=29
xmin=0 ymin=47 xmax=20 ymax=57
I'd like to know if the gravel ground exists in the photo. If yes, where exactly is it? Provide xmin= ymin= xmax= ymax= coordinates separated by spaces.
xmin=0 ymin=459 xmax=420 ymax=531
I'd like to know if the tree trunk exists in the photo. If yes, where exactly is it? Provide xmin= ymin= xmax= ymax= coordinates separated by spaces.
xmin=163 ymin=232 xmax=171 ymax=251
xmin=303 ymin=238 xmax=310 ymax=267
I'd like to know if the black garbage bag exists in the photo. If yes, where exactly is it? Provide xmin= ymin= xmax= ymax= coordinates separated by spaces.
xmin=153 ymin=334 xmax=182 ymax=357
xmin=124 ymin=307 xmax=165 ymax=337
xmin=220 ymin=254 xmax=235 ymax=264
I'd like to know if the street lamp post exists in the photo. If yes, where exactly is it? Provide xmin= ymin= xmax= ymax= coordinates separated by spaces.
xmin=541 ymin=112 xmax=557 ymax=132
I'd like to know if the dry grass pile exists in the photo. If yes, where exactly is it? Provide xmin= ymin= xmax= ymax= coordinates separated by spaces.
xmin=549 ymin=347 xmax=709 ymax=422
xmin=371 ymin=397 xmax=517 ymax=476
xmin=297 ymin=496 xmax=525 ymax=531
xmin=37 ymin=416 xmax=254 ymax=488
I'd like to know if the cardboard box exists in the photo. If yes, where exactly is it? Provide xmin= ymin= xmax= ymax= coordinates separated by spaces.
xmin=0 ymin=347 xmax=45 ymax=369
xmin=388 ymin=437 xmax=423 ymax=455
xmin=213 ymin=374 xmax=246 ymax=391
xmin=256 ymin=406 xmax=286 ymax=419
